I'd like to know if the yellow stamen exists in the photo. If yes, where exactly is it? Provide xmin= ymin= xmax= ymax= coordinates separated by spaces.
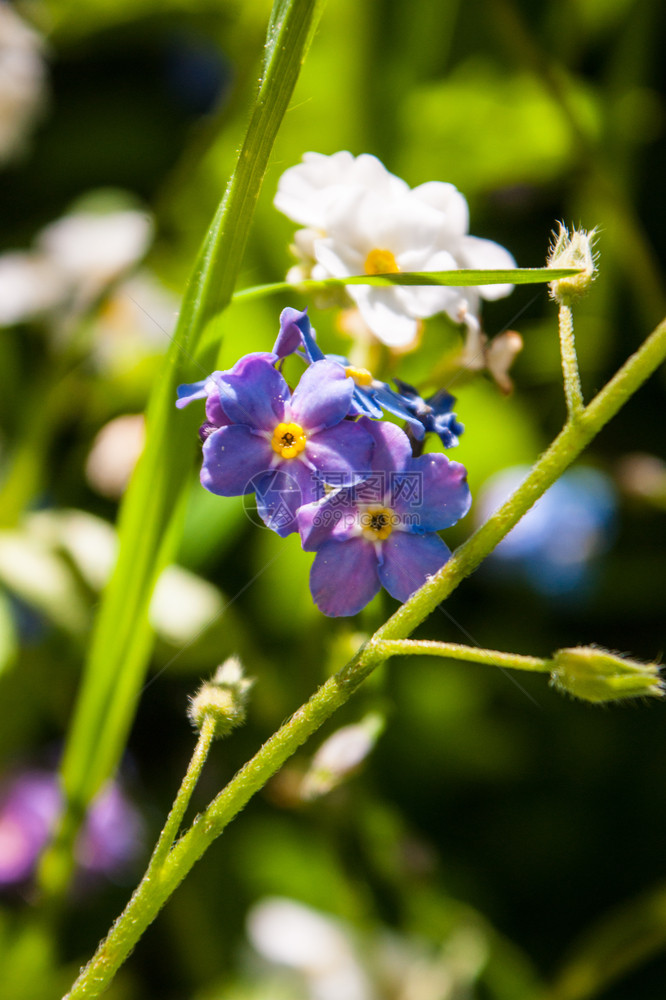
xmin=364 ymin=248 xmax=400 ymax=276
xmin=360 ymin=506 xmax=395 ymax=541
xmin=271 ymin=421 xmax=307 ymax=459
xmin=344 ymin=365 xmax=374 ymax=387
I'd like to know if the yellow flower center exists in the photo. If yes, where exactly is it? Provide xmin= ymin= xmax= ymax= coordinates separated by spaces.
xmin=344 ymin=365 xmax=374 ymax=387
xmin=364 ymin=248 xmax=400 ymax=276
xmin=271 ymin=421 xmax=307 ymax=460
xmin=360 ymin=506 xmax=395 ymax=541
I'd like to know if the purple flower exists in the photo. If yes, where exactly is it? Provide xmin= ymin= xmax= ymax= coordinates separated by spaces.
xmin=297 ymin=419 xmax=471 ymax=616
xmin=392 ymin=378 xmax=464 ymax=449
xmin=176 ymin=352 xmax=276 ymax=441
xmin=201 ymin=356 xmax=374 ymax=536
xmin=0 ymin=769 xmax=144 ymax=890
xmin=274 ymin=307 xmax=438 ymax=440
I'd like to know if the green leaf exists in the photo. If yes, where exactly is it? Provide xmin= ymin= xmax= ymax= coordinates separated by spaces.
xmin=232 ymin=267 xmax=580 ymax=303
xmin=53 ymin=0 xmax=326 ymax=870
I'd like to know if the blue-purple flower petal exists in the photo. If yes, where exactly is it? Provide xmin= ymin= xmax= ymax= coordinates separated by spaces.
xmin=390 ymin=453 xmax=471 ymax=531
xmin=215 ymin=356 xmax=289 ymax=431
xmin=378 ymin=531 xmax=451 ymax=604
xmin=273 ymin=307 xmax=320 ymax=360
xmin=359 ymin=417 xmax=412 ymax=476
xmin=289 ymin=360 xmax=354 ymax=431
xmin=201 ymin=425 xmax=273 ymax=496
xmin=310 ymin=538 xmax=381 ymax=616
xmin=297 ymin=489 xmax=359 ymax=550
xmin=304 ymin=421 xmax=374 ymax=483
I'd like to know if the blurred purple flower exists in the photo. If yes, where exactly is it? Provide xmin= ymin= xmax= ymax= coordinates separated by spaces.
xmin=297 ymin=419 xmax=471 ymax=616
xmin=0 ymin=769 xmax=143 ymax=889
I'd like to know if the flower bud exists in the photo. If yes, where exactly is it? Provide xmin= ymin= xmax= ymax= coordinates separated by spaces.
xmin=187 ymin=656 xmax=254 ymax=739
xmin=300 ymin=713 xmax=384 ymax=800
xmin=547 ymin=224 xmax=598 ymax=302
xmin=550 ymin=646 xmax=663 ymax=703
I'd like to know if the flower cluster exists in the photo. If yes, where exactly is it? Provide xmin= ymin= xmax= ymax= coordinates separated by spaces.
xmin=274 ymin=151 xmax=516 ymax=348
xmin=178 ymin=308 xmax=471 ymax=616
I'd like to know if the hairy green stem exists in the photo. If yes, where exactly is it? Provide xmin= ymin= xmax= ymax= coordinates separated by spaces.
xmin=63 ymin=314 xmax=666 ymax=999
xmin=371 ymin=639 xmax=550 ymax=673
xmin=558 ymin=299 xmax=584 ymax=418
xmin=148 ymin=715 xmax=216 ymax=872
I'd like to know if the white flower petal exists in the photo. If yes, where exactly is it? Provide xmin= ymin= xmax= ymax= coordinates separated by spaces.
xmin=459 ymin=235 xmax=516 ymax=300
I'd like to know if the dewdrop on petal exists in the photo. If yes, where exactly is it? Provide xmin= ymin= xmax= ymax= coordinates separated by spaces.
xmin=187 ymin=656 xmax=254 ymax=739
xmin=550 ymin=646 xmax=664 ymax=703
xmin=547 ymin=224 xmax=598 ymax=302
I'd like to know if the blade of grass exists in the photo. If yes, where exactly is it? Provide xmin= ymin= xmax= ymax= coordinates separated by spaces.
xmin=232 ymin=266 xmax=580 ymax=302
xmin=39 ymin=0 xmax=327 ymax=899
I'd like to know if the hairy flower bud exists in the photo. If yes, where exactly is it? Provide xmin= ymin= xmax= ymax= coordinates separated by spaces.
xmin=547 ymin=224 xmax=598 ymax=302
xmin=187 ymin=656 xmax=254 ymax=739
xmin=550 ymin=646 xmax=663 ymax=703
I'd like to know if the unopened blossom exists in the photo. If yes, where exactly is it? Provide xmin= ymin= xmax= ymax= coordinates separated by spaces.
xmin=0 ymin=5 xmax=47 ymax=163
xmin=298 ymin=419 xmax=471 ymax=616
xmin=275 ymin=151 xmax=516 ymax=348
xmin=199 ymin=357 xmax=374 ymax=535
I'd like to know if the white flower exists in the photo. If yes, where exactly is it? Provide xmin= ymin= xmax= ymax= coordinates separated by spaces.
xmin=275 ymin=151 xmax=408 ymax=229
xmin=0 ymin=205 xmax=153 ymax=328
xmin=275 ymin=152 xmax=515 ymax=348
xmin=0 ymin=252 xmax=62 ymax=326
xmin=0 ymin=5 xmax=47 ymax=162
xmin=248 ymin=898 xmax=372 ymax=1000
xmin=38 ymin=209 xmax=152 ymax=311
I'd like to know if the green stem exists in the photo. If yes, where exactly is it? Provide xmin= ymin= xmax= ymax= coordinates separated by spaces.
xmin=558 ymin=299 xmax=585 ymax=418
xmin=62 ymin=314 xmax=666 ymax=998
xmin=230 ymin=266 xmax=580 ymax=304
xmin=148 ymin=715 xmax=216 ymax=872
xmin=371 ymin=639 xmax=550 ymax=673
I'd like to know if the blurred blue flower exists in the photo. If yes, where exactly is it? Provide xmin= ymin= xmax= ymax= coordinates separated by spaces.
xmin=297 ymin=419 xmax=471 ymax=616
xmin=476 ymin=466 xmax=617 ymax=596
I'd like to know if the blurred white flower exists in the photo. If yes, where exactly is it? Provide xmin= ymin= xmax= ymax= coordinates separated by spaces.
xmin=247 ymin=897 xmax=490 ymax=1000
xmin=0 ymin=205 xmax=153 ymax=328
xmin=85 ymin=414 xmax=146 ymax=499
xmin=37 ymin=208 xmax=153 ymax=313
xmin=0 ymin=251 xmax=62 ymax=325
xmin=0 ymin=4 xmax=47 ymax=162
xmin=275 ymin=152 xmax=515 ymax=348
xmin=300 ymin=713 xmax=384 ymax=800
xmin=248 ymin=897 xmax=373 ymax=1000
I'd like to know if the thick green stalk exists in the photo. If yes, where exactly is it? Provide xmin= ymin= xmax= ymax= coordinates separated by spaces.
xmin=63 ymin=316 xmax=666 ymax=999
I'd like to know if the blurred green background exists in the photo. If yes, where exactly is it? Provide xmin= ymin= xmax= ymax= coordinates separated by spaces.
xmin=1 ymin=0 xmax=665 ymax=997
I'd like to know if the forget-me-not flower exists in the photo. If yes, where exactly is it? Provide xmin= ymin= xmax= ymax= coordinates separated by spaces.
xmin=297 ymin=419 xmax=471 ymax=616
